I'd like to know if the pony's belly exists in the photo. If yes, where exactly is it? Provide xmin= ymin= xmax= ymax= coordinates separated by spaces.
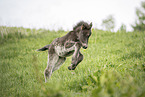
xmin=55 ymin=45 xmax=75 ymax=57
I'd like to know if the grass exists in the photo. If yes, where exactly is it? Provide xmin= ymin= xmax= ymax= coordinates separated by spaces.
xmin=0 ymin=27 xmax=145 ymax=97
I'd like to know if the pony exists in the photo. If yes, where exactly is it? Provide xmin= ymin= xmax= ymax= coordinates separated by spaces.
xmin=37 ymin=21 xmax=92 ymax=82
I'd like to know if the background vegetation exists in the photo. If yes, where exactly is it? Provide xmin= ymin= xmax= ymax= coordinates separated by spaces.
xmin=101 ymin=15 xmax=115 ymax=32
xmin=131 ymin=1 xmax=145 ymax=31
xmin=102 ymin=1 xmax=145 ymax=32
xmin=0 ymin=26 xmax=145 ymax=97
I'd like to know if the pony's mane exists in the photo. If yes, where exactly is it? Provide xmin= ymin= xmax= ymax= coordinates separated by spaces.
xmin=73 ymin=21 xmax=89 ymax=30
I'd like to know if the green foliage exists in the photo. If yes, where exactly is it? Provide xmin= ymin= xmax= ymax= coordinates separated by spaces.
xmin=0 ymin=26 xmax=50 ymax=43
xmin=0 ymin=27 xmax=145 ymax=97
xmin=118 ymin=24 xmax=127 ymax=32
xmin=84 ymin=69 xmax=144 ymax=97
xmin=132 ymin=1 xmax=145 ymax=31
xmin=101 ymin=15 xmax=115 ymax=32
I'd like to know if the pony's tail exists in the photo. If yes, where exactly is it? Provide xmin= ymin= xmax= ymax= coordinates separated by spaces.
xmin=37 ymin=44 xmax=50 ymax=51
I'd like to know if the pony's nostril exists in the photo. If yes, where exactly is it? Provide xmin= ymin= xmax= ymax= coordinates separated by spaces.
xmin=83 ymin=46 xmax=87 ymax=49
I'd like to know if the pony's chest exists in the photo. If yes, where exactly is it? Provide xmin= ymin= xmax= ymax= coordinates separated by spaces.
xmin=54 ymin=44 xmax=75 ymax=57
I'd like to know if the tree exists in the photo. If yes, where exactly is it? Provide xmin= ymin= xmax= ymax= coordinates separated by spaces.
xmin=118 ymin=24 xmax=127 ymax=32
xmin=132 ymin=1 xmax=145 ymax=31
xmin=101 ymin=15 xmax=115 ymax=32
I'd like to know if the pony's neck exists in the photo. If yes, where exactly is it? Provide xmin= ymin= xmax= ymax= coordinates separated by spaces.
xmin=74 ymin=26 xmax=81 ymax=34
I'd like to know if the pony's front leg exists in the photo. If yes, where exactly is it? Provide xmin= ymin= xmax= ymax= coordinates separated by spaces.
xmin=68 ymin=52 xmax=83 ymax=70
xmin=68 ymin=43 xmax=82 ymax=70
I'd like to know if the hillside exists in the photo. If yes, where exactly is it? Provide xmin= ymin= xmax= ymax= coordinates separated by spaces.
xmin=0 ymin=27 xmax=145 ymax=97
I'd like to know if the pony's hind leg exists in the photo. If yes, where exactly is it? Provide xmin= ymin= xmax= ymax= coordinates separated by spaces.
xmin=44 ymin=53 xmax=59 ymax=82
xmin=53 ymin=57 xmax=66 ymax=72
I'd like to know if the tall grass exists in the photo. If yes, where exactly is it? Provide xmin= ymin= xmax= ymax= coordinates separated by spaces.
xmin=0 ymin=26 xmax=53 ymax=43
xmin=0 ymin=27 xmax=145 ymax=97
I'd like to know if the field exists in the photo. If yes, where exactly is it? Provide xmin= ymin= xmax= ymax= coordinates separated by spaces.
xmin=0 ymin=26 xmax=145 ymax=97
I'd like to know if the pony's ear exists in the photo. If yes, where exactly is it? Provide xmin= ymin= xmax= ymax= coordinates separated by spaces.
xmin=81 ymin=24 xmax=85 ymax=30
xmin=90 ymin=22 xmax=92 ymax=28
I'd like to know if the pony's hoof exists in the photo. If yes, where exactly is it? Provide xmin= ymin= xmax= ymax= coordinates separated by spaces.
xmin=68 ymin=66 xmax=72 ymax=70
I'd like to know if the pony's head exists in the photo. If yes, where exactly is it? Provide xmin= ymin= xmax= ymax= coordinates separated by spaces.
xmin=73 ymin=21 xmax=92 ymax=49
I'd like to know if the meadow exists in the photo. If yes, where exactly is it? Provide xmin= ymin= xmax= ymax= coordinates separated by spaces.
xmin=0 ymin=26 xmax=145 ymax=97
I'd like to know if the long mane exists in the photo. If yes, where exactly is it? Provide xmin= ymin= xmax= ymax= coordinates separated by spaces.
xmin=73 ymin=21 xmax=89 ymax=31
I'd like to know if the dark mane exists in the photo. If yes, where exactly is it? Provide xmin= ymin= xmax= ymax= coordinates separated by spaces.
xmin=73 ymin=21 xmax=89 ymax=31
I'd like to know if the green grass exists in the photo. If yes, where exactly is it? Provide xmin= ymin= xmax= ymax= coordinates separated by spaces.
xmin=0 ymin=27 xmax=145 ymax=97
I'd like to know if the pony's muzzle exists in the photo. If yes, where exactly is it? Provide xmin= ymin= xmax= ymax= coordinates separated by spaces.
xmin=82 ymin=44 xmax=88 ymax=49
